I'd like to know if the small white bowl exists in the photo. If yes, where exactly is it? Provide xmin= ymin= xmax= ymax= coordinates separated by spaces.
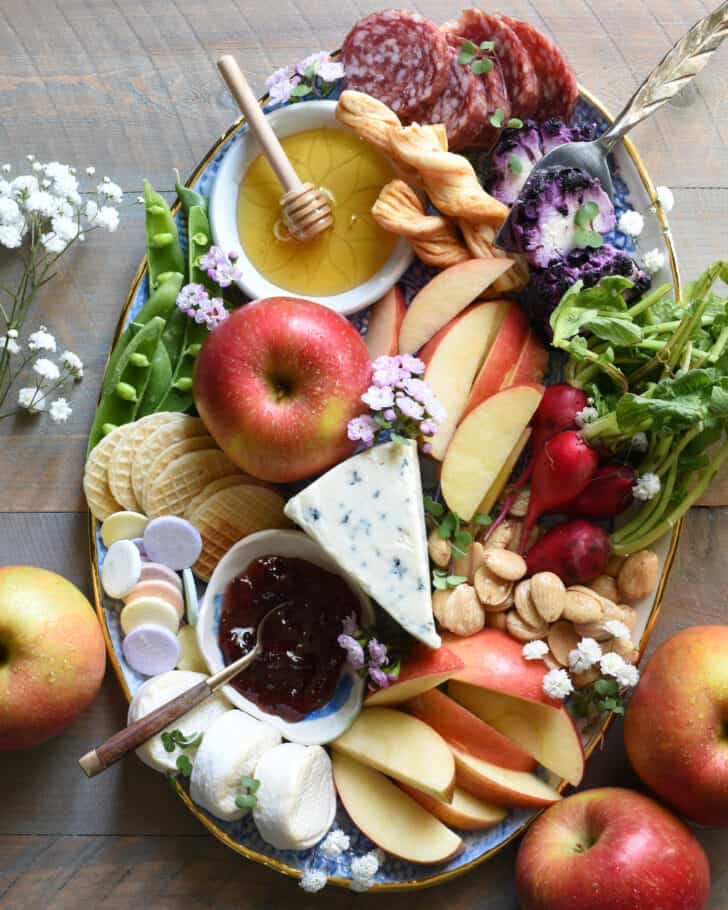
xmin=196 ymin=529 xmax=374 ymax=745
xmin=209 ymin=99 xmax=413 ymax=316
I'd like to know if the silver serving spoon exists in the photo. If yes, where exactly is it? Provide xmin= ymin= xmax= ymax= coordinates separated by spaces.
xmin=78 ymin=602 xmax=290 ymax=778
xmin=495 ymin=2 xmax=728 ymax=251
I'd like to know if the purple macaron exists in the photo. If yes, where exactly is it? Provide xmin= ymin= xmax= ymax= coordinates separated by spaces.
xmin=143 ymin=516 xmax=202 ymax=571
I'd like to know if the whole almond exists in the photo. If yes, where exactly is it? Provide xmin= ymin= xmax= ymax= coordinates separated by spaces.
xmin=573 ymin=600 xmax=632 ymax=639
xmin=603 ymin=637 xmax=639 ymax=664
xmin=562 ymin=589 xmax=603 ymax=624
xmin=507 ymin=485 xmax=530 ymax=518
xmin=548 ymin=620 xmax=580 ymax=666
xmin=543 ymin=649 xmax=561 ymax=671
xmin=452 ymin=541 xmax=487 ymax=583
xmin=428 ymin=528 xmax=452 ymax=568
xmin=572 ymin=666 xmax=601 ymax=689
xmin=605 ymin=554 xmax=625 ymax=578
xmin=485 ymin=519 xmax=516 ymax=551
xmin=514 ymin=579 xmax=543 ymax=628
xmin=618 ymin=549 xmax=659 ymax=602
xmin=617 ymin=604 xmax=637 ymax=632
xmin=485 ymin=610 xmax=508 ymax=631
xmin=474 ymin=565 xmax=513 ymax=608
xmin=483 ymin=548 xmax=527 ymax=581
xmin=530 ymin=572 xmax=566 ymax=623
xmin=590 ymin=574 xmax=620 ymax=603
xmin=572 ymin=620 xmax=611 ymax=641
xmin=506 ymin=609 xmax=547 ymax=642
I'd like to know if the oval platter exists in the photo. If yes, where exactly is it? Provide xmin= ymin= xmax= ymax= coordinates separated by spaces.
xmin=88 ymin=66 xmax=680 ymax=891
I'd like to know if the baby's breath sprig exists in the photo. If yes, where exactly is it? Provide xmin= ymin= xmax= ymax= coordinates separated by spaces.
xmin=568 ymin=677 xmax=627 ymax=732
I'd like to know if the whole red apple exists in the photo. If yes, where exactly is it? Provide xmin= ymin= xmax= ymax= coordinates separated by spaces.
xmin=625 ymin=625 xmax=728 ymax=827
xmin=0 ymin=567 xmax=106 ymax=750
xmin=193 ymin=297 xmax=372 ymax=483
xmin=516 ymin=787 xmax=710 ymax=910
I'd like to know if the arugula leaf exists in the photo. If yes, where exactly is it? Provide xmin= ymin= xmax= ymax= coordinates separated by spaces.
xmin=586 ymin=315 xmax=642 ymax=346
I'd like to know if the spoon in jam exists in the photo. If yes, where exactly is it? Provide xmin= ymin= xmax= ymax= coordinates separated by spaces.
xmin=77 ymin=602 xmax=291 ymax=778
xmin=216 ymin=55 xmax=333 ymax=242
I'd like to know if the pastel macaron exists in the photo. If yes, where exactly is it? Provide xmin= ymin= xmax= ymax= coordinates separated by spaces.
xmin=143 ymin=516 xmax=202 ymax=571
xmin=139 ymin=562 xmax=183 ymax=594
xmin=125 ymin=579 xmax=184 ymax=619
xmin=101 ymin=539 xmax=142 ymax=599
xmin=101 ymin=511 xmax=149 ymax=548
xmin=123 ymin=623 xmax=181 ymax=677
xmin=120 ymin=595 xmax=180 ymax=636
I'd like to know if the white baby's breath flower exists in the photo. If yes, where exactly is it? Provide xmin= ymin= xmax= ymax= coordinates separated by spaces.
xmin=615 ymin=662 xmax=639 ymax=688
xmin=85 ymin=166 xmax=96 ymax=176
xmin=568 ymin=637 xmax=602 ymax=673
xmin=0 ymin=336 xmax=21 ymax=355
xmin=44 ymin=162 xmax=79 ymax=200
xmin=631 ymin=432 xmax=648 ymax=452
xmin=17 ymin=386 xmax=45 ymax=413
xmin=49 ymin=397 xmax=72 ymax=423
xmin=643 ymin=248 xmax=666 ymax=275
xmin=136 ymin=195 xmax=144 ymax=204
xmin=26 ymin=154 xmax=35 ymax=162
xmin=599 ymin=651 xmax=627 ymax=678
xmin=11 ymin=175 xmax=39 ymax=198
xmin=350 ymin=850 xmax=380 ymax=890
xmin=603 ymin=620 xmax=631 ymax=640
xmin=655 ymin=186 xmax=675 ymax=213
xmin=95 ymin=205 xmax=119 ymax=232
xmin=0 ymin=224 xmax=24 ymax=248
xmin=24 ymin=190 xmax=57 ymax=217
xmin=41 ymin=231 xmax=67 ymax=253
xmin=97 ymin=179 xmax=123 ymax=204
xmin=574 ymin=405 xmax=599 ymax=428
xmin=1 ymin=164 xmax=11 ymax=173
xmin=61 ymin=350 xmax=83 ymax=379
xmin=28 ymin=328 xmax=56 ymax=352
xmin=31 ymin=161 xmax=42 ymax=172
xmin=0 ymin=196 xmax=23 ymax=224
xmin=522 ymin=640 xmax=549 ymax=661
xmin=33 ymin=357 xmax=60 ymax=381
xmin=51 ymin=214 xmax=79 ymax=242
xmin=542 ymin=668 xmax=574 ymax=700
xmin=85 ymin=199 xmax=98 ymax=221
xmin=299 ymin=868 xmax=327 ymax=893
xmin=7 ymin=329 xmax=17 ymax=338
xmin=618 ymin=209 xmax=645 ymax=237
xmin=319 ymin=828 xmax=351 ymax=858
xmin=632 ymin=472 xmax=661 ymax=501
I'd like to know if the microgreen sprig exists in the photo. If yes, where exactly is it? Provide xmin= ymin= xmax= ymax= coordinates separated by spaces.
xmin=568 ymin=677 xmax=626 ymax=733
xmin=424 ymin=496 xmax=491 ymax=558
xmin=574 ymin=201 xmax=604 ymax=250
xmin=235 ymin=775 xmax=261 ymax=809
xmin=432 ymin=568 xmax=468 ymax=590
xmin=161 ymin=729 xmax=203 ymax=753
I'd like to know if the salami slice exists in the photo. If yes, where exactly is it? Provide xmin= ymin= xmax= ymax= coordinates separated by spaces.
xmin=443 ymin=9 xmax=538 ymax=120
xmin=471 ymin=54 xmax=512 ymax=150
xmin=342 ymin=10 xmax=450 ymax=121
xmin=415 ymin=39 xmax=483 ymax=151
xmin=504 ymin=17 xmax=579 ymax=120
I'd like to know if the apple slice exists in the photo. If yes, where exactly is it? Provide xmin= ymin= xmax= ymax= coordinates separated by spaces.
xmin=501 ymin=329 xmax=548 ymax=390
xmin=399 ymin=258 xmax=514 ymax=354
xmin=441 ymin=384 xmax=543 ymax=520
xmin=451 ymin=746 xmax=562 ymax=808
xmin=331 ymin=707 xmax=455 ymax=800
xmin=477 ymin=427 xmax=531 ymax=516
xmin=399 ymin=782 xmax=507 ymax=831
xmin=365 ymin=643 xmax=463 ymax=707
xmin=461 ymin=302 xmax=530 ymax=420
xmin=405 ymin=689 xmax=535 ymax=771
xmin=333 ymin=751 xmax=463 ymax=864
xmin=448 ymin=681 xmax=585 ymax=786
xmin=365 ymin=286 xmax=406 ymax=360
xmin=420 ymin=301 xmax=508 ymax=459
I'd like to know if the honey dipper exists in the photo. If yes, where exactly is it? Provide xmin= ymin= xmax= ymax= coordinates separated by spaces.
xmin=217 ymin=55 xmax=333 ymax=242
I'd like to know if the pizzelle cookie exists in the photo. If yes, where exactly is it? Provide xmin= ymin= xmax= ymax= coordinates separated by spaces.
xmin=184 ymin=474 xmax=254 ymax=522
xmin=107 ymin=412 xmax=181 ymax=512
xmin=145 ymin=449 xmax=237 ymax=520
xmin=83 ymin=424 xmax=131 ymax=521
xmin=142 ymin=435 xmax=216 ymax=514
xmin=131 ymin=415 xmax=206 ymax=507
xmin=191 ymin=484 xmax=292 ymax=581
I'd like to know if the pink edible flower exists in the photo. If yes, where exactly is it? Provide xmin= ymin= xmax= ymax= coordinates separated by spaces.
xmin=395 ymin=394 xmax=424 ymax=420
xmin=199 ymin=245 xmax=242 ymax=288
xmin=368 ymin=667 xmax=390 ymax=689
xmin=367 ymin=638 xmax=388 ymax=668
xmin=362 ymin=385 xmax=394 ymax=410
xmin=347 ymin=414 xmax=378 ymax=447
xmin=338 ymin=633 xmax=365 ymax=669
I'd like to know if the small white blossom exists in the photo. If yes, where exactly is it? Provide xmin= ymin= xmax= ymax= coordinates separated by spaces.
xmin=7 ymin=329 xmax=17 ymax=338
xmin=299 ymin=868 xmax=327 ymax=893
xmin=28 ymin=328 xmax=56 ymax=352
xmin=61 ymin=350 xmax=83 ymax=379
xmin=655 ymin=186 xmax=675 ymax=213
xmin=49 ymin=397 xmax=72 ymax=423
xmin=643 ymin=248 xmax=666 ymax=276
xmin=542 ymin=667 xmax=574 ymax=700
xmin=603 ymin=620 xmax=631 ymax=640
xmin=136 ymin=195 xmax=144 ymax=204
xmin=1 ymin=164 xmax=10 ymax=173
xmin=33 ymin=357 xmax=60 ymax=381
xmin=522 ymin=640 xmax=549 ymax=661
xmin=615 ymin=662 xmax=639 ymax=688
xmin=361 ymin=384 xmax=394 ymax=410
xmin=98 ymin=180 xmax=123 ymax=204
xmin=350 ymin=850 xmax=380 ymax=890
xmin=85 ymin=166 xmax=96 ymax=176
xmin=26 ymin=154 xmax=35 ymax=162
xmin=0 ymin=336 xmax=21 ymax=355
xmin=320 ymin=828 xmax=350 ymax=858
xmin=51 ymin=214 xmax=79 ymax=242
xmin=618 ymin=209 xmax=645 ymax=238
xmin=44 ymin=162 xmax=80 ymax=201
xmin=0 ymin=224 xmax=24 ymax=248
xmin=568 ymin=637 xmax=602 ymax=673
xmin=95 ymin=205 xmax=119 ymax=232
xmin=31 ymin=161 xmax=42 ymax=172
xmin=11 ymin=175 xmax=39 ymax=199
xmin=599 ymin=651 xmax=639 ymax=687
xmin=85 ymin=199 xmax=98 ymax=221
xmin=17 ymin=386 xmax=45 ymax=413
xmin=0 ymin=196 xmax=23 ymax=224
xmin=24 ymin=190 xmax=57 ymax=217
xmin=632 ymin=472 xmax=661 ymax=501
xmin=631 ymin=432 xmax=649 ymax=452
xmin=574 ymin=405 xmax=599 ymax=428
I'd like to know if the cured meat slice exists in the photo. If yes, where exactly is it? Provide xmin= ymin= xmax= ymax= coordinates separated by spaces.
xmin=442 ymin=9 xmax=538 ymax=120
xmin=504 ymin=17 xmax=579 ymax=120
xmin=342 ymin=10 xmax=450 ymax=121
xmin=471 ymin=54 xmax=512 ymax=150
xmin=418 ymin=41 xmax=486 ymax=152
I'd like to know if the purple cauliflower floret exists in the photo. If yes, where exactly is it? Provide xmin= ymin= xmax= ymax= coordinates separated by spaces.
xmin=510 ymin=166 xmax=616 ymax=268
xmin=522 ymin=245 xmax=651 ymax=340
xmin=539 ymin=118 xmax=597 ymax=155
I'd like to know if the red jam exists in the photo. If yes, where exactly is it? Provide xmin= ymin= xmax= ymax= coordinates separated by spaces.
xmin=218 ymin=554 xmax=360 ymax=722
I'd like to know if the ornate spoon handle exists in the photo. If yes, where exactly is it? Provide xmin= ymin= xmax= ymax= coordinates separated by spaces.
xmin=601 ymin=2 xmax=728 ymax=149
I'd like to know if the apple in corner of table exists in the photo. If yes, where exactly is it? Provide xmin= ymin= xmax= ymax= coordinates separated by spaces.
xmin=192 ymin=296 xmax=372 ymax=483
xmin=515 ymin=787 xmax=711 ymax=910
xmin=0 ymin=566 xmax=106 ymax=750
xmin=624 ymin=624 xmax=728 ymax=827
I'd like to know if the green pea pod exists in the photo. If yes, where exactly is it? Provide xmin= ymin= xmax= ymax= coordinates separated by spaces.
xmin=156 ymin=318 xmax=208 ymax=413
xmin=103 ymin=273 xmax=182 ymax=383
xmin=175 ymin=178 xmax=207 ymax=215
xmin=144 ymin=179 xmax=185 ymax=290
xmin=87 ymin=317 xmax=166 ymax=452
xmin=187 ymin=204 xmax=218 ymax=294
xmin=137 ymin=339 xmax=173 ymax=417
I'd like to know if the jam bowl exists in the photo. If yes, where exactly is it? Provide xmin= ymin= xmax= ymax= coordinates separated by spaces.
xmin=197 ymin=529 xmax=374 ymax=745
xmin=208 ymin=99 xmax=413 ymax=316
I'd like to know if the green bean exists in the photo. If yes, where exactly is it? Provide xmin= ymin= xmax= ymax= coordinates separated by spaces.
xmin=137 ymin=340 xmax=173 ymax=416
xmin=144 ymin=179 xmax=185 ymax=289
xmin=88 ymin=317 xmax=166 ymax=452
xmin=175 ymin=175 xmax=207 ymax=215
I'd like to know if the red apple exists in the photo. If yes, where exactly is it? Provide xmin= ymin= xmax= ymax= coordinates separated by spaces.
xmin=364 ymin=286 xmax=405 ymax=359
xmin=193 ymin=297 xmax=372 ymax=483
xmin=364 ymin=643 xmax=463 ymax=707
xmin=625 ymin=625 xmax=728 ymax=827
xmin=502 ymin=328 xmax=548 ymax=390
xmin=0 ymin=567 xmax=106 ymax=750
xmin=516 ymin=788 xmax=710 ymax=910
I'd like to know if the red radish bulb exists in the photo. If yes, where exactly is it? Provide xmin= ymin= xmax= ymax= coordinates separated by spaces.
xmin=565 ymin=465 xmax=635 ymax=519
xmin=530 ymin=384 xmax=587 ymax=455
xmin=520 ymin=431 xmax=599 ymax=551
xmin=526 ymin=520 xmax=610 ymax=585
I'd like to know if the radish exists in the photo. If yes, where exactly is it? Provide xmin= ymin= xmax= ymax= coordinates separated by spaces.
xmin=565 ymin=465 xmax=635 ymax=519
xmin=530 ymin=384 xmax=588 ymax=455
xmin=519 ymin=430 xmax=599 ymax=552
xmin=525 ymin=520 xmax=610 ymax=585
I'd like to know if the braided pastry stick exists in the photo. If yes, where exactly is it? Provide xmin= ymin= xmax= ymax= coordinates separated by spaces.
xmin=459 ymin=220 xmax=530 ymax=294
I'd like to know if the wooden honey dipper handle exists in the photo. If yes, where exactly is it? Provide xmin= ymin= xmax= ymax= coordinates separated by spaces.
xmin=217 ymin=55 xmax=302 ymax=193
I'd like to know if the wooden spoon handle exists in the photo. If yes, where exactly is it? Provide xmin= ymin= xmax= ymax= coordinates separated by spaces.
xmin=78 ymin=679 xmax=211 ymax=778
xmin=217 ymin=54 xmax=302 ymax=193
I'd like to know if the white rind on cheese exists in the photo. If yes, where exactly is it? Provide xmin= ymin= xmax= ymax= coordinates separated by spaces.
xmin=284 ymin=440 xmax=440 ymax=648
xmin=127 ymin=670 xmax=230 ymax=774
xmin=253 ymin=742 xmax=336 ymax=850
xmin=190 ymin=710 xmax=282 ymax=822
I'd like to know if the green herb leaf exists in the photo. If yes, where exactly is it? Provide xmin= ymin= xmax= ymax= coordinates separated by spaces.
xmin=432 ymin=569 xmax=449 ymax=590
xmin=506 ymin=117 xmax=523 ymax=129
xmin=507 ymin=154 xmax=523 ymax=175
xmin=438 ymin=511 xmax=457 ymax=539
xmin=176 ymin=754 xmax=193 ymax=777
xmin=458 ymin=39 xmax=476 ymax=64
xmin=454 ymin=529 xmax=473 ymax=551
xmin=489 ymin=108 xmax=505 ymax=128
xmin=235 ymin=793 xmax=258 ymax=809
xmin=290 ymin=82 xmax=312 ymax=98
xmin=479 ymin=39 xmax=496 ymax=51
xmin=474 ymin=512 xmax=492 ymax=526
xmin=471 ymin=58 xmax=494 ymax=75
xmin=161 ymin=732 xmax=175 ymax=753
xmin=446 ymin=574 xmax=468 ymax=588
xmin=574 ymin=201 xmax=600 ymax=228
xmin=424 ymin=496 xmax=444 ymax=518
xmin=574 ymin=229 xmax=604 ymax=250
xmin=390 ymin=432 xmax=409 ymax=445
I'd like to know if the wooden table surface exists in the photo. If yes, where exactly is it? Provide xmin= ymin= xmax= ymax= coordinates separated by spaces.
xmin=1 ymin=1 xmax=726 ymax=907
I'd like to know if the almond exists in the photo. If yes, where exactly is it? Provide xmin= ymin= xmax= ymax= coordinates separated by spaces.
xmin=482 ymin=548 xmax=527 ymax=581
xmin=543 ymin=649 xmax=561 ymax=671
xmin=548 ymin=621 xmax=580 ymax=667
xmin=617 ymin=549 xmax=659 ymax=602
xmin=571 ymin=666 xmax=601 ymax=689
xmin=530 ymin=572 xmax=566 ymax=623
xmin=617 ymin=604 xmax=637 ymax=632
xmin=507 ymin=485 xmax=530 ymax=518
xmin=474 ymin=565 xmax=513 ymax=608
xmin=573 ymin=600 xmax=629 ymax=640
xmin=506 ymin=609 xmax=547 ymax=642
xmin=428 ymin=528 xmax=452 ymax=568
xmin=485 ymin=610 xmax=508 ymax=631
xmin=562 ymin=588 xmax=603 ymax=624
xmin=590 ymin=574 xmax=620 ymax=603
xmin=513 ymin=579 xmax=543 ymax=628
xmin=452 ymin=541 xmax=487 ymax=583
xmin=484 ymin=519 xmax=517 ymax=551
xmin=603 ymin=637 xmax=639 ymax=664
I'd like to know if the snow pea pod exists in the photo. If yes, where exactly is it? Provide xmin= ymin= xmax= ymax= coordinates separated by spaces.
xmin=144 ymin=179 xmax=185 ymax=290
xmin=175 ymin=177 xmax=207 ymax=215
xmin=137 ymin=339 xmax=173 ymax=417
xmin=88 ymin=317 xmax=166 ymax=452
xmin=156 ymin=316 xmax=207 ymax=414
xmin=187 ymin=204 xmax=217 ymax=294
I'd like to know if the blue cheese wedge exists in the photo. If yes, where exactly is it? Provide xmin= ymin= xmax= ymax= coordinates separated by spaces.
xmin=284 ymin=440 xmax=439 ymax=648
